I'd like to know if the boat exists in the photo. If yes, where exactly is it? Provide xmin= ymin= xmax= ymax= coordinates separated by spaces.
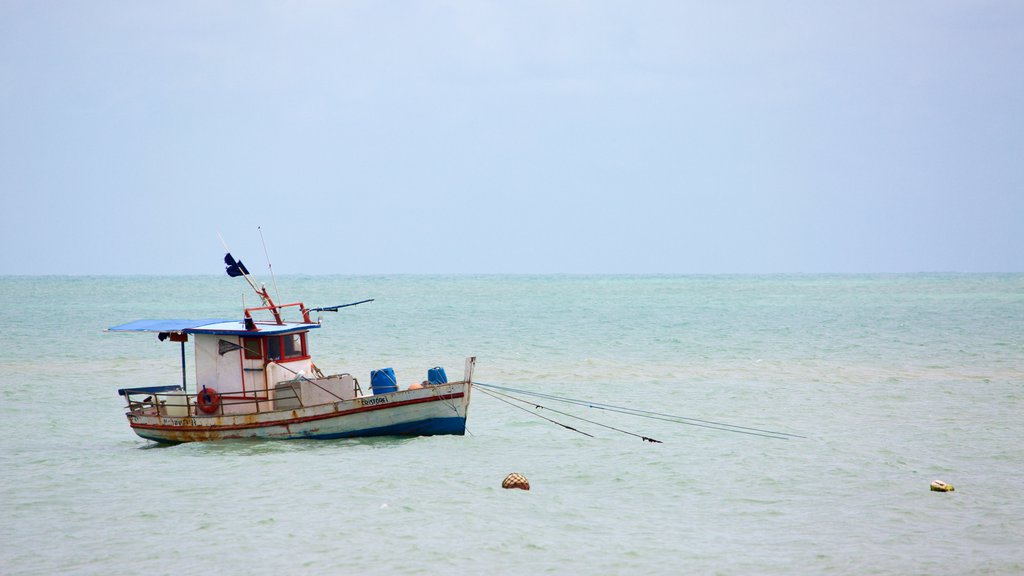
xmin=108 ymin=253 xmax=475 ymax=444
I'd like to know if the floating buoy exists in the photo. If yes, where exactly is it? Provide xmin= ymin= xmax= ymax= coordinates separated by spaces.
xmin=408 ymin=382 xmax=423 ymax=390
xmin=930 ymin=480 xmax=955 ymax=492
xmin=502 ymin=472 xmax=530 ymax=491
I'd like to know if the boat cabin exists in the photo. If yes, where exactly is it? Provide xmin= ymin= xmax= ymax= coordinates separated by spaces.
xmin=110 ymin=301 xmax=360 ymax=416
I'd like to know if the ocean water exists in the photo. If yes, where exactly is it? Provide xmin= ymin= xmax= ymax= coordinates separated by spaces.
xmin=1 ymin=274 xmax=1022 ymax=575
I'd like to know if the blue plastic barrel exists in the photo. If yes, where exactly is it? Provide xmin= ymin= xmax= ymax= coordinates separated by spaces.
xmin=370 ymin=367 xmax=398 ymax=395
xmin=427 ymin=366 xmax=448 ymax=385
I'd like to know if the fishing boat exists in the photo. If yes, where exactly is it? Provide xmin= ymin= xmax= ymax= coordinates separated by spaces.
xmin=108 ymin=253 xmax=474 ymax=444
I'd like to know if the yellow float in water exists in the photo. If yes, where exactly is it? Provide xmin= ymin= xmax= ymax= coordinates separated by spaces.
xmin=930 ymin=480 xmax=955 ymax=492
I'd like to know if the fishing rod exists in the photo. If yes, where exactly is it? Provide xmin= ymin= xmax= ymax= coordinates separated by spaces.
xmin=258 ymin=226 xmax=281 ymax=305
xmin=475 ymin=382 xmax=802 ymax=441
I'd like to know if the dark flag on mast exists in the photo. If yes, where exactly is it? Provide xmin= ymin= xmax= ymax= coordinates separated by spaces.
xmin=224 ymin=253 xmax=250 ymax=278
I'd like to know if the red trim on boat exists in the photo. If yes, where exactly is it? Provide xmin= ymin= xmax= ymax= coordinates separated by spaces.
xmin=129 ymin=392 xmax=465 ymax=433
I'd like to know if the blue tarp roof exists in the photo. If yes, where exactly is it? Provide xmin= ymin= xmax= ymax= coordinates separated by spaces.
xmin=107 ymin=319 xmax=236 ymax=333
xmin=107 ymin=318 xmax=320 ymax=336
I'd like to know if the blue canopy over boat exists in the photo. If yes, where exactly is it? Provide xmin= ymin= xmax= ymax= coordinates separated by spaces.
xmin=107 ymin=319 xmax=235 ymax=333
xmin=107 ymin=318 xmax=319 ymax=336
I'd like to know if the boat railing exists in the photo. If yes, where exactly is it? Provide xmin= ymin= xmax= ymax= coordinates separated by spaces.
xmin=120 ymin=374 xmax=365 ymax=417
xmin=120 ymin=387 xmax=187 ymax=414
xmin=120 ymin=385 xmax=293 ymax=417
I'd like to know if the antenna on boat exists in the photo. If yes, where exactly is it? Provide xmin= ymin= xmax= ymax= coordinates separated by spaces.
xmin=258 ymin=226 xmax=282 ymax=305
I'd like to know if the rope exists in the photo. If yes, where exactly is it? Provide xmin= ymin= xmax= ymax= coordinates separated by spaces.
xmin=476 ymin=387 xmax=594 ymax=438
xmin=479 ymin=386 xmax=661 ymax=443
xmin=476 ymin=382 xmax=801 ymax=441
xmin=439 ymin=383 xmax=464 ymax=418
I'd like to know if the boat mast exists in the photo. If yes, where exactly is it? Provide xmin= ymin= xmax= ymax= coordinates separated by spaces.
xmin=246 ymin=285 xmax=283 ymax=325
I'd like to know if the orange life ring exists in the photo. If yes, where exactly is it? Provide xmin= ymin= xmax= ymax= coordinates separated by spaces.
xmin=196 ymin=387 xmax=221 ymax=414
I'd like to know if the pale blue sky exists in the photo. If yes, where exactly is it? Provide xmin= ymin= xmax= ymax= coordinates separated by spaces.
xmin=2 ymin=1 xmax=1022 ymax=274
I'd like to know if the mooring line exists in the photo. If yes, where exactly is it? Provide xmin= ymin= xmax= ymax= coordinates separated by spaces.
xmin=480 ymin=386 xmax=662 ymax=443
xmin=476 ymin=382 xmax=801 ymax=440
xmin=476 ymin=387 xmax=594 ymax=438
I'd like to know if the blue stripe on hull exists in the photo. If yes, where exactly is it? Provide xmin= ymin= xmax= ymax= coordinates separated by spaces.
xmin=303 ymin=416 xmax=467 ymax=439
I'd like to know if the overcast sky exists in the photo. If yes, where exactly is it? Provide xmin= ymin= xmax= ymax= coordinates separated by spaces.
xmin=2 ymin=1 xmax=1021 ymax=274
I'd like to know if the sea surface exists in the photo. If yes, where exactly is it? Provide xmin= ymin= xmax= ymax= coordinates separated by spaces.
xmin=1 ymin=274 xmax=1022 ymax=575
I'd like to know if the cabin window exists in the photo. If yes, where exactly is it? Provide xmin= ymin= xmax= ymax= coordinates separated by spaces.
xmin=242 ymin=338 xmax=262 ymax=360
xmin=266 ymin=333 xmax=306 ymax=362
xmin=283 ymin=333 xmax=303 ymax=359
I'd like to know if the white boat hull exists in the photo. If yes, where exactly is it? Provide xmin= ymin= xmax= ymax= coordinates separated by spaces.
xmin=125 ymin=382 xmax=472 ymax=444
